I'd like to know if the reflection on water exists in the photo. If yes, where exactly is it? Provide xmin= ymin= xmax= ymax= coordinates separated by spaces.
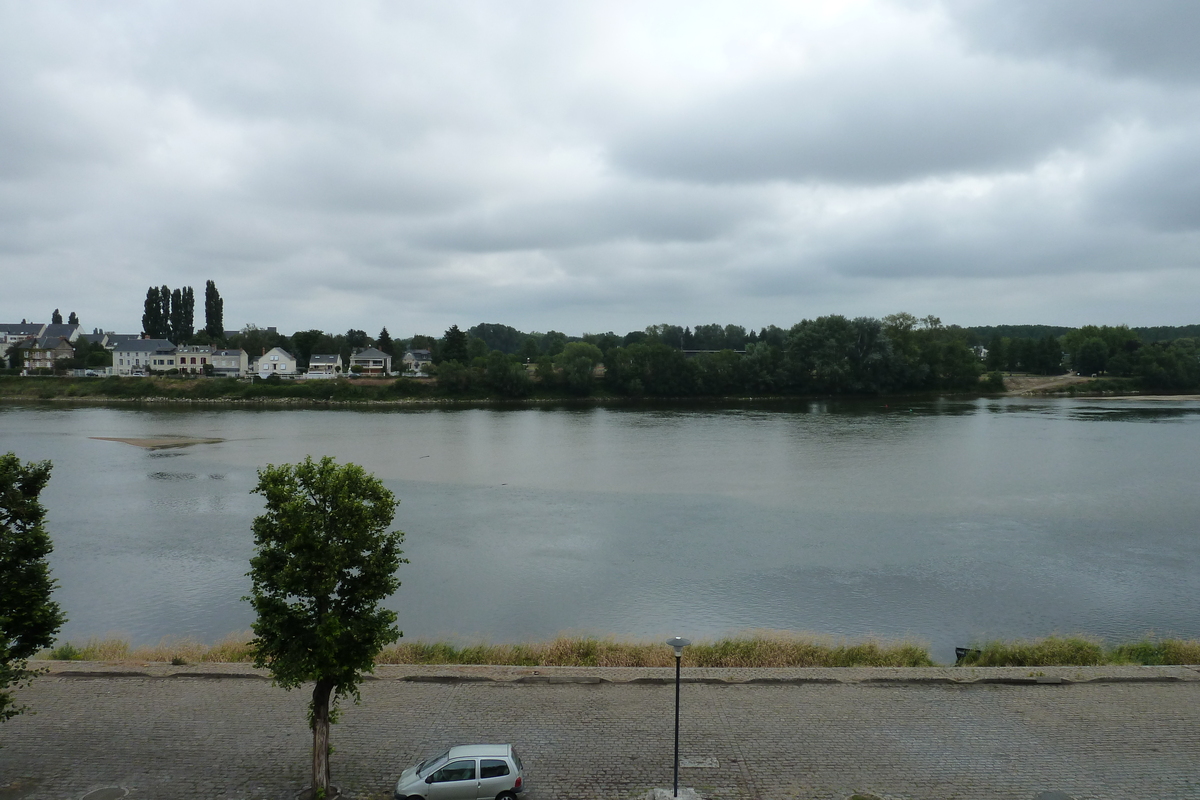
xmin=1 ymin=397 xmax=1198 ymax=663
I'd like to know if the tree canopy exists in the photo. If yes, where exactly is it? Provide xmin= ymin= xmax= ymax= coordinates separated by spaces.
xmin=1 ymin=453 xmax=65 ymax=723
xmin=440 ymin=324 xmax=469 ymax=364
xmin=204 ymin=280 xmax=224 ymax=339
xmin=246 ymin=456 xmax=405 ymax=796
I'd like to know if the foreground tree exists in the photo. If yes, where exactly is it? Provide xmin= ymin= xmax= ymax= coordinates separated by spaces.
xmin=1 ymin=454 xmax=66 ymax=723
xmin=247 ymin=457 xmax=406 ymax=798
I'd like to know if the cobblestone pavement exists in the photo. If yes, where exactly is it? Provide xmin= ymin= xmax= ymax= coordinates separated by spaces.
xmin=3 ymin=665 xmax=1200 ymax=800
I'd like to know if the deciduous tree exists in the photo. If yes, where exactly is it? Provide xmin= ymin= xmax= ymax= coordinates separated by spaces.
xmin=247 ymin=457 xmax=406 ymax=798
xmin=1 ymin=454 xmax=66 ymax=723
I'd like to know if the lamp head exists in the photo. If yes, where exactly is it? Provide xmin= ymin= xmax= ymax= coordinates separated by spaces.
xmin=665 ymin=636 xmax=691 ymax=658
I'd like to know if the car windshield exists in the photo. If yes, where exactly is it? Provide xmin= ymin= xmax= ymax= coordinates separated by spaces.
xmin=511 ymin=748 xmax=523 ymax=772
xmin=416 ymin=751 xmax=449 ymax=776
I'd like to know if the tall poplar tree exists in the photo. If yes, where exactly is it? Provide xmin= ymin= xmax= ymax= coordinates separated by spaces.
xmin=143 ymin=287 xmax=165 ymax=338
xmin=180 ymin=286 xmax=195 ymax=342
xmin=169 ymin=288 xmax=184 ymax=344
xmin=205 ymin=280 xmax=224 ymax=339
xmin=159 ymin=285 xmax=172 ymax=338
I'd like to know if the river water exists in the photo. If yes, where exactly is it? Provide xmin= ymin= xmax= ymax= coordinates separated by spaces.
xmin=2 ymin=398 xmax=1198 ymax=663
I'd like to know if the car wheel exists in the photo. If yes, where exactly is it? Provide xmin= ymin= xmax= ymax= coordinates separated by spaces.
xmin=497 ymin=793 xmax=517 ymax=800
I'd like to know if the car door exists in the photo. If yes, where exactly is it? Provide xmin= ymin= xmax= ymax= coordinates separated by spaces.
xmin=476 ymin=758 xmax=513 ymax=799
xmin=426 ymin=759 xmax=477 ymax=800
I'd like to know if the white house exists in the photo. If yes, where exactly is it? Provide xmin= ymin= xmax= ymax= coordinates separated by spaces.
xmin=401 ymin=349 xmax=432 ymax=375
xmin=112 ymin=339 xmax=177 ymax=376
xmin=253 ymin=347 xmax=298 ymax=378
xmin=306 ymin=353 xmax=342 ymax=378
xmin=349 ymin=347 xmax=392 ymax=375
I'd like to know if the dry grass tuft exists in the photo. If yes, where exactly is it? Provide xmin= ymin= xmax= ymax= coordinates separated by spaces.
xmin=124 ymin=631 xmax=256 ymax=664
xmin=40 ymin=632 xmax=256 ymax=664
xmin=376 ymin=631 xmax=933 ymax=668
xmin=39 ymin=631 xmax=1198 ymax=667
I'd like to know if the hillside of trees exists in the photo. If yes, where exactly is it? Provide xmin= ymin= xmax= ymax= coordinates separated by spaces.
xmin=65 ymin=292 xmax=1197 ymax=399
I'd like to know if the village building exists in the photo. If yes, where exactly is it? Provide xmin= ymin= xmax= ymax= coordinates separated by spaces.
xmin=401 ymin=348 xmax=432 ymax=375
xmin=174 ymin=345 xmax=214 ymax=375
xmin=15 ymin=336 xmax=76 ymax=374
xmin=211 ymin=349 xmax=249 ymax=378
xmin=307 ymin=353 xmax=342 ymax=378
xmin=112 ymin=339 xmax=177 ymax=376
xmin=350 ymin=347 xmax=392 ymax=375
xmin=252 ymin=347 xmax=298 ymax=378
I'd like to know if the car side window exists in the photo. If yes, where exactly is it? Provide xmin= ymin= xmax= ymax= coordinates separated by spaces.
xmin=431 ymin=760 xmax=476 ymax=783
xmin=480 ymin=759 xmax=510 ymax=779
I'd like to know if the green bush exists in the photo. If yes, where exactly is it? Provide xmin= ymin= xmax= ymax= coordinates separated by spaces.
xmin=50 ymin=642 xmax=83 ymax=660
xmin=981 ymin=371 xmax=1006 ymax=392
xmin=959 ymin=636 xmax=1105 ymax=666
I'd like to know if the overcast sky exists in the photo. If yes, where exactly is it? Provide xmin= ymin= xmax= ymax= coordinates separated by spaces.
xmin=2 ymin=1 xmax=1198 ymax=337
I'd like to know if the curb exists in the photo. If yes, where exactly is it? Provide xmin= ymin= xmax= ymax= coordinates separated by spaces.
xmin=41 ymin=663 xmax=1200 ymax=687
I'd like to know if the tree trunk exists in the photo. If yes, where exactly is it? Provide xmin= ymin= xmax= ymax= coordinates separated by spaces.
xmin=311 ymin=678 xmax=335 ymax=797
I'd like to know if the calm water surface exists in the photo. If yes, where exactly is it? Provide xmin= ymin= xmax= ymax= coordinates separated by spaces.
xmin=2 ymin=399 xmax=1198 ymax=663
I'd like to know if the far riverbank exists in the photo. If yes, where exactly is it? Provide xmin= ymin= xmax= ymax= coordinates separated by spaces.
xmin=0 ymin=373 xmax=1171 ymax=407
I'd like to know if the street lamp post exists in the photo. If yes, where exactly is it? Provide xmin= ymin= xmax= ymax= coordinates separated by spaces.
xmin=665 ymin=636 xmax=691 ymax=798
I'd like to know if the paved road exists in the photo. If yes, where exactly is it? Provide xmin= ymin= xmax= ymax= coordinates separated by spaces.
xmin=3 ymin=667 xmax=1200 ymax=800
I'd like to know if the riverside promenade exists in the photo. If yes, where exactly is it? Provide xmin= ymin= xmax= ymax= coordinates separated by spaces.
xmin=3 ymin=662 xmax=1200 ymax=800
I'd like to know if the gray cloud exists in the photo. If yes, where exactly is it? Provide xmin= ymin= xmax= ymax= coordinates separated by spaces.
xmin=613 ymin=54 xmax=1118 ymax=185
xmin=1 ymin=0 xmax=1198 ymax=335
xmin=940 ymin=0 xmax=1200 ymax=84
xmin=1087 ymin=124 xmax=1200 ymax=232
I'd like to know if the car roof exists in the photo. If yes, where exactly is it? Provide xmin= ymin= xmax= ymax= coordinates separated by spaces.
xmin=447 ymin=744 xmax=511 ymax=759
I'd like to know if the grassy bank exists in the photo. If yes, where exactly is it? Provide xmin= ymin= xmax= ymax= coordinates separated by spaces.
xmin=956 ymin=635 xmax=1200 ymax=667
xmin=1 ymin=374 xmax=1157 ymax=406
xmin=0 ymin=375 xmax=437 ymax=403
xmin=36 ymin=632 xmax=1200 ymax=667
xmin=37 ymin=632 xmax=932 ymax=668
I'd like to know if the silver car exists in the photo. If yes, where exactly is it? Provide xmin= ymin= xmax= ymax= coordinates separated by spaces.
xmin=394 ymin=743 xmax=525 ymax=800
